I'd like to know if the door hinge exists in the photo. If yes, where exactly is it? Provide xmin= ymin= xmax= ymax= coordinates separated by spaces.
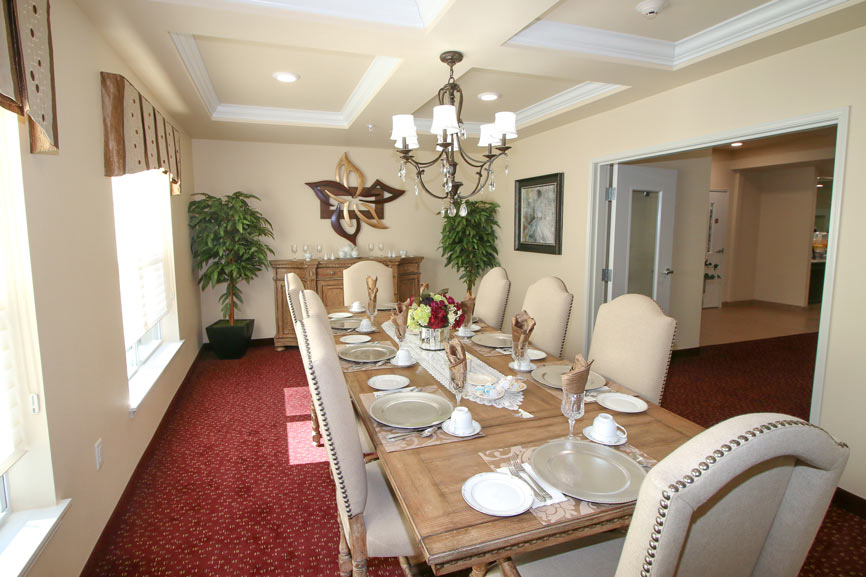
xmin=605 ymin=186 xmax=616 ymax=202
xmin=601 ymin=268 xmax=612 ymax=282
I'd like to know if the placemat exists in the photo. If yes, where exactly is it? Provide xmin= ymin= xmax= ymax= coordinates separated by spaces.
xmin=360 ymin=386 xmax=485 ymax=453
xmin=477 ymin=439 xmax=656 ymax=526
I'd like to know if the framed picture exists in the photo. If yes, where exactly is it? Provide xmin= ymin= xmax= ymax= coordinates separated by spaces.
xmin=514 ymin=173 xmax=564 ymax=254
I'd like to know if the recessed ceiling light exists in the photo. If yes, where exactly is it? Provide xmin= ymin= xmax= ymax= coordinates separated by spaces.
xmin=817 ymin=184 xmax=824 ymax=188
xmin=477 ymin=92 xmax=500 ymax=102
xmin=730 ymin=142 xmax=743 ymax=147
xmin=272 ymin=71 xmax=299 ymax=83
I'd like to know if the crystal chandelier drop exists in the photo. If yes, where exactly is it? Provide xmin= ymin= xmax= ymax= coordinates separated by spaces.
xmin=389 ymin=51 xmax=517 ymax=217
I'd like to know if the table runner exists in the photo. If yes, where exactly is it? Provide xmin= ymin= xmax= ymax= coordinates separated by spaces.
xmin=478 ymin=439 xmax=656 ymax=526
xmin=381 ymin=321 xmax=525 ymax=410
xmin=359 ymin=386 xmax=485 ymax=452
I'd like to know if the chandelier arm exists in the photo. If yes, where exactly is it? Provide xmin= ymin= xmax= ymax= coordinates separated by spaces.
xmin=414 ymin=171 xmax=448 ymax=200
xmin=456 ymin=146 xmax=495 ymax=168
xmin=403 ymin=150 xmax=446 ymax=170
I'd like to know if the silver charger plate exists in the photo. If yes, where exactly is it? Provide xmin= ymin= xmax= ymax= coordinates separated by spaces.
xmin=330 ymin=318 xmax=362 ymax=331
xmin=338 ymin=342 xmax=398 ymax=363
xmin=531 ymin=365 xmax=606 ymax=390
xmin=531 ymin=439 xmax=646 ymax=504
xmin=471 ymin=333 xmax=513 ymax=348
xmin=368 ymin=392 xmax=453 ymax=429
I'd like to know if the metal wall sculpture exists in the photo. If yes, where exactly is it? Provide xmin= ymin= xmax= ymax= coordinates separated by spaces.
xmin=306 ymin=153 xmax=404 ymax=245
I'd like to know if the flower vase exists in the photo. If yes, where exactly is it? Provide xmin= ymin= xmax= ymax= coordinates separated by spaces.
xmin=419 ymin=327 xmax=450 ymax=351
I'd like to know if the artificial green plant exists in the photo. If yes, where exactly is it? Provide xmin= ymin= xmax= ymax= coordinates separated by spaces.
xmin=438 ymin=200 xmax=500 ymax=294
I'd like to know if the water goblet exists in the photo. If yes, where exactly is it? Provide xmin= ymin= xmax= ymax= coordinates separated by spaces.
xmin=561 ymin=392 xmax=585 ymax=440
xmin=302 ymin=244 xmax=309 ymax=254
xmin=291 ymin=244 xmax=298 ymax=256
xmin=378 ymin=242 xmax=385 ymax=256
xmin=366 ymin=299 xmax=377 ymax=323
xmin=367 ymin=242 xmax=374 ymax=256
xmin=511 ymin=341 xmax=528 ymax=385
xmin=316 ymin=243 xmax=323 ymax=258
xmin=452 ymin=374 xmax=465 ymax=407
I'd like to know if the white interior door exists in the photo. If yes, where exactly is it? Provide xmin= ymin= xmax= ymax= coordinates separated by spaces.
xmin=609 ymin=164 xmax=677 ymax=314
xmin=702 ymin=189 xmax=728 ymax=308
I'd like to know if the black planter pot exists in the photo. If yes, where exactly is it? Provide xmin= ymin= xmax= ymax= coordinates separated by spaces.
xmin=205 ymin=319 xmax=255 ymax=359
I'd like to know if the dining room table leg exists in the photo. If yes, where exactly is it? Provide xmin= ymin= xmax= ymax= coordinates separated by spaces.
xmin=496 ymin=558 xmax=522 ymax=577
xmin=469 ymin=563 xmax=490 ymax=577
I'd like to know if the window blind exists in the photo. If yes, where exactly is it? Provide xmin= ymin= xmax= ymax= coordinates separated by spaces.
xmin=112 ymin=170 xmax=175 ymax=347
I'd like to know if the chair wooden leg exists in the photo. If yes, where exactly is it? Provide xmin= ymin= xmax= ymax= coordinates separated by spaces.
xmin=311 ymin=400 xmax=323 ymax=446
xmin=496 ymin=558 xmax=521 ymax=577
xmin=338 ymin=520 xmax=352 ymax=577
xmin=398 ymin=556 xmax=418 ymax=577
xmin=470 ymin=563 xmax=490 ymax=577
xmin=349 ymin=515 xmax=369 ymax=577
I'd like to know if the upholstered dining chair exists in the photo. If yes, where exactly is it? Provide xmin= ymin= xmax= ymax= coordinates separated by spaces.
xmin=487 ymin=412 xmax=849 ymax=577
xmin=521 ymin=277 xmax=573 ymax=358
xmin=588 ymin=294 xmax=677 ymax=405
xmin=298 ymin=288 xmax=328 ymax=320
xmin=474 ymin=267 xmax=511 ymax=330
xmin=284 ymin=272 xmax=304 ymax=324
xmin=295 ymin=313 xmax=420 ymax=577
xmin=343 ymin=260 xmax=396 ymax=306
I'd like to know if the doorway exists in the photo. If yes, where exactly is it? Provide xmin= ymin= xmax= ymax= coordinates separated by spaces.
xmin=584 ymin=110 xmax=849 ymax=423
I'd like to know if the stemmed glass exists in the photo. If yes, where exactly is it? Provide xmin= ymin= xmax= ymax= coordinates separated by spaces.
xmin=511 ymin=340 xmax=528 ymax=385
xmin=316 ymin=244 xmax=323 ymax=259
xmin=366 ymin=298 xmax=377 ymax=324
xmin=378 ymin=242 xmax=385 ymax=256
xmin=561 ymin=392 xmax=585 ymax=440
xmin=452 ymin=374 xmax=465 ymax=407
xmin=291 ymin=244 xmax=298 ymax=257
xmin=302 ymin=243 xmax=309 ymax=256
xmin=367 ymin=242 xmax=375 ymax=256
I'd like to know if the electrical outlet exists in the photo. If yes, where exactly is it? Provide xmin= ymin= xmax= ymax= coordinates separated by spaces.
xmin=94 ymin=438 xmax=104 ymax=470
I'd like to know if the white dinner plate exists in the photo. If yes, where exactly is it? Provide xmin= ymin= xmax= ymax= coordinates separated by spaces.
xmin=328 ymin=312 xmax=353 ymax=319
xmin=586 ymin=371 xmax=606 ymax=391
xmin=468 ymin=323 xmax=482 ymax=332
xmin=340 ymin=334 xmax=371 ymax=344
xmin=596 ymin=393 xmax=648 ymax=413
xmin=367 ymin=374 xmax=410 ymax=391
xmin=526 ymin=348 xmax=546 ymax=361
xmin=461 ymin=472 xmax=534 ymax=517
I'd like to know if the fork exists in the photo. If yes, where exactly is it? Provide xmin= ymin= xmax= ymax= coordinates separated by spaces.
xmin=507 ymin=460 xmax=545 ymax=502
xmin=511 ymin=456 xmax=552 ymax=501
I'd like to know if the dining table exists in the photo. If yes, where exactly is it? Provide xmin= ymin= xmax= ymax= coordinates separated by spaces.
xmin=329 ymin=306 xmax=703 ymax=576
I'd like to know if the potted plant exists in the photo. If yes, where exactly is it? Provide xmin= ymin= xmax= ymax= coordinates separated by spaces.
xmin=188 ymin=191 xmax=274 ymax=359
xmin=439 ymin=200 xmax=500 ymax=294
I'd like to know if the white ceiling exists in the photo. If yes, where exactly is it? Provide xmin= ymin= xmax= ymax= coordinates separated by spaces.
xmin=73 ymin=0 xmax=866 ymax=147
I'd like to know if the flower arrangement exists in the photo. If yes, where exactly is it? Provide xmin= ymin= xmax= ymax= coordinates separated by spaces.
xmin=407 ymin=291 xmax=464 ymax=331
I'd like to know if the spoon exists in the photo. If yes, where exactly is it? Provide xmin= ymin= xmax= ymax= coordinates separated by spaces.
xmin=386 ymin=424 xmax=440 ymax=442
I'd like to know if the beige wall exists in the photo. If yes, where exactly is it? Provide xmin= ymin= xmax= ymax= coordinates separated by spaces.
xmin=632 ymin=152 xmax=712 ymax=350
xmin=727 ymin=172 xmax=762 ymax=302
xmin=753 ymin=167 xmax=817 ymax=306
xmin=481 ymin=25 xmax=866 ymax=497
xmin=191 ymin=140 xmax=465 ymax=340
xmin=19 ymin=0 xmax=202 ymax=575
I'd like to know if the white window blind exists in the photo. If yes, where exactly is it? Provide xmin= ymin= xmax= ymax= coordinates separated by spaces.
xmin=0 ymin=108 xmax=30 ymax=475
xmin=112 ymin=171 xmax=175 ymax=347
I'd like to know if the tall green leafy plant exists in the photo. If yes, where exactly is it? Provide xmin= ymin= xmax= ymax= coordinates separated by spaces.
xmin=188 ymin=191 xmax=275 ymax=324
xmin=439 ymin=200 xmax=500 ymax=294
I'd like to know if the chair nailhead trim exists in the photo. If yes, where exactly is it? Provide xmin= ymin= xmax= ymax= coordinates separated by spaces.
xmin=640 ymin=418 xmax=845 ymax=576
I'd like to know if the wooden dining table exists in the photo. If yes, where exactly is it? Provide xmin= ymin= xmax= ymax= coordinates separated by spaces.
xmin=331 ymin=308 xmax=702 ymax=576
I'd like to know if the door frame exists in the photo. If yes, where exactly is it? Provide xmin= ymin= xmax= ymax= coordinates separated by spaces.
xmin=583 ymin=107 xmax=850 ymax=425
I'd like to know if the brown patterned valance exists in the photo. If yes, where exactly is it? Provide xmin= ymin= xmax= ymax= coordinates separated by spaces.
xmin=0 ymin=0 xmax=59 ymax=153
xmin=101 ymin=72 xmax=182 ymax=194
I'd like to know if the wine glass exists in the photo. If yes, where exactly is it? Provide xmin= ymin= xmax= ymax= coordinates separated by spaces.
xmin=302 ymin=243 xmax=309 ymax=255
xmin=366 ymin=298 xmax=377 ymax=323
xmin=367 ymin=242 xmax=374 ymax=256
xmin=452 ymin=374 xmax=465 ymax=407
xmin=511 ymin=340 xmax=528 ymax=385
xmin=291 ymin=244 xmax=298 ymax=257
xmin=561 ymin=392 xmax=585 ymax=440
xmin=316 ymin=244 xmax=323 ymax=259
xmin=378 ymin=242 xmax=385 ymax=256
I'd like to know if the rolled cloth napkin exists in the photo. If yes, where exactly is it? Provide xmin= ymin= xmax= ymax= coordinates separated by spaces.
xmin=459 ymin=292 xmax=475 ymax=328
xmin=511 ymin=310 xmax=536 ymax=358
xmin=445 ymin=338 xmax=467 ymax=391
xmin=562 ymin=354 xmax=594 ymax=396
xmin=390 ymin=298 xmax=411 ymax=341
xmin=366 ymin=275 xmax=378 ymax=311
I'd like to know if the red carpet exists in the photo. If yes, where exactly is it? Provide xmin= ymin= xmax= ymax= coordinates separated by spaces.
xmin=81 ymin=337 xmax=864 ymax=576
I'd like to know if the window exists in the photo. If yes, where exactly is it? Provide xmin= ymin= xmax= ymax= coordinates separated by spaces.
xmin=111 ymin=170 xmax=177 ymax=380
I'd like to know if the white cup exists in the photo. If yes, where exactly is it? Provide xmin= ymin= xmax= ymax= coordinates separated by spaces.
xmin=450 ymin=406 xmax=473 ymax=435
xmin=399 ymin=250 xmax=408 ymax=257
xmin=591 ymin=413 xmax=626 ymax=443
xmin=359 ymin=318 xmax=374 ymax=332
xmin=350 ymin=300 xmax=363 ymax=312
xmin=394 ymin=348 xmax=412 ymax=365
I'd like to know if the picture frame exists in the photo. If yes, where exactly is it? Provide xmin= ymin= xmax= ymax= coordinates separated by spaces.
xmin=514 ymin=172 xmax=564 ymax=254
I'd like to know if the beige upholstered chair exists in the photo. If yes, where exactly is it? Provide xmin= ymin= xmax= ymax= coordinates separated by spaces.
xmin=488 ymin=412 xmax=849 ymax=577
xmin=284 ymin=273 xmax=304 ymax=324
xmin=474 ymin=267 xmax=511 ymax=330
xmin=298 ymin=289 xmax=328 ymax=320
xmin=295 ymin=314 xmax=420 ymax=577
xmin=343 ymin=260 xmax=396 ymax=306
xmin=588 ymin=294 xmax=677 ymax=405
xmin=520 ymin=277 xmax=573 ymax=358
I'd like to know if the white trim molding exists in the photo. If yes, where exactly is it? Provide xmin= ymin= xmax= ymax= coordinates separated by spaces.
xmin=510 ymin=0 xmax=852 ymax=69
xmin=518 ymin=82 xmax=628 ymax=127
xmin=170 ymin=32 xmax=219 ymax=115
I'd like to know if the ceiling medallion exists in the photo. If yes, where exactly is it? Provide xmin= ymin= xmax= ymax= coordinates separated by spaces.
xmin=390 ymin=50 xmax=517 ymax=217
xmin=306 ymin=153 xmax=404 ymax=245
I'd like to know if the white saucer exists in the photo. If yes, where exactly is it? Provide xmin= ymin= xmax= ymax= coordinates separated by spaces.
xmin=328 ymin=312 xmax=353 ymax=319
xmin=340 ymin=334 xmax=371 ymax=344
xmin=583 ymin=426 xmax=628 ymax=446
xmin=596 ymin=392 xmax=649 ymax=413
xmin=442 ymin=418 xmax=481 ymax=437
xmin=356 ymin=327 xmax=376 ymax=334
xmin=462 ymin=472 xmax=533 ymax=517
xmin=509 ymin=361 xmax=537 ymax=372
xmin=456 ymin=327 xmax=474 ymax=338
xmin=391 ymin=358 xmax=417 ymax=368
xmin=468 ymin=323 xmax=481 ymax=332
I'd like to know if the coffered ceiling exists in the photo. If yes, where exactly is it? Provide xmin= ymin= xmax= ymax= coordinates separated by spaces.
xmin=74 ymin=0 xmax=866 ymax=148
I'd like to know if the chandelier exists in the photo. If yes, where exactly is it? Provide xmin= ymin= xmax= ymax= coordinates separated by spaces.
xmin=389 ymin=51 xmax=517 ymax=216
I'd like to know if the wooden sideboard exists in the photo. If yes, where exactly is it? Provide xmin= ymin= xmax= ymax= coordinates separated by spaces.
xmin=270 ymin=256 xmax=423 ymax=349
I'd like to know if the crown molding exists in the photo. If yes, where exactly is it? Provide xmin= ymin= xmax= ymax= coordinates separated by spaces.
xmin=212 ymin=104 xmax=345 ymax=126
xmin=170 ymin=32 xmax=219 ymax=114
xmin=508 ymin=0 xmax=851 ymax=69
xmin=518 ymin=82 xmax=628 ymax=126
xmin=340 ymin=57 xmax=401 ymax=125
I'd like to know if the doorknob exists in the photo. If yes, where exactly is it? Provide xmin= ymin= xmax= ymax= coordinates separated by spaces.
xmin=663 ymin=268 xmax=675 ymax=275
